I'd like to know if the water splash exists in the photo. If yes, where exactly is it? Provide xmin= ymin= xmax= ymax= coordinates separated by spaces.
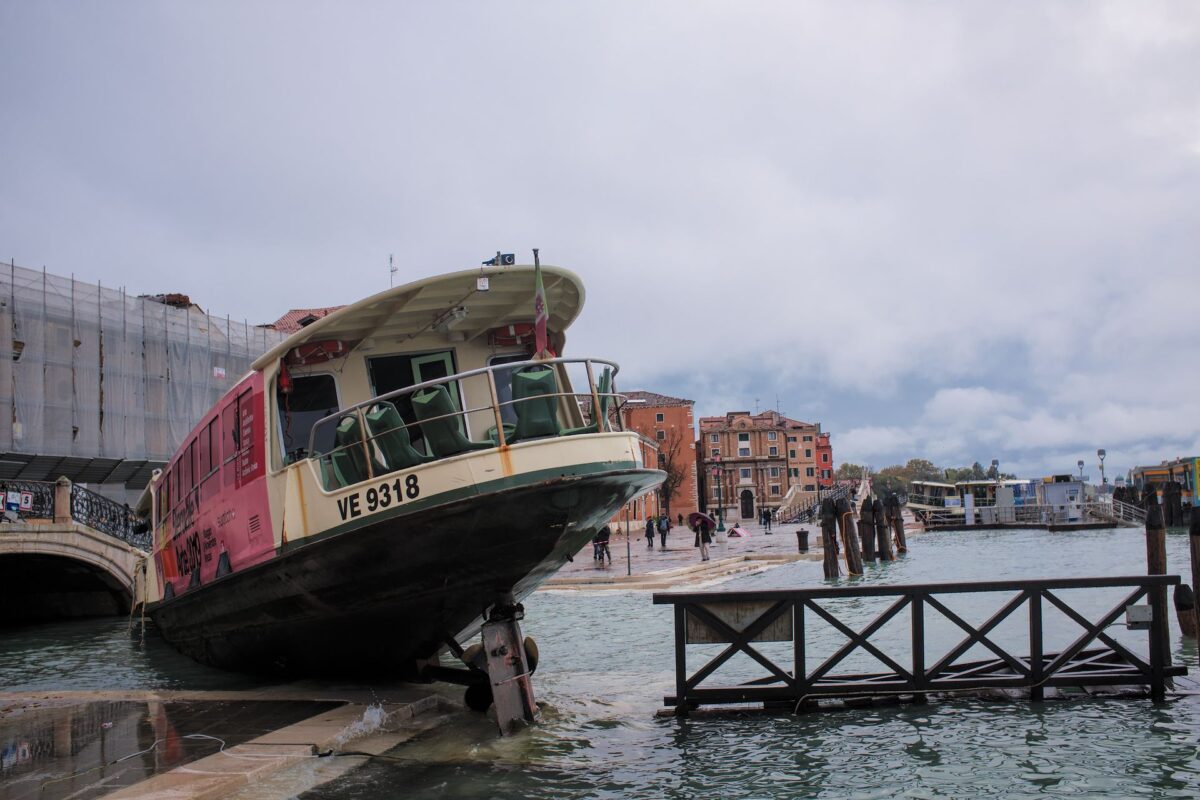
xmin=333 ymin=703 xmax=388 ymax=747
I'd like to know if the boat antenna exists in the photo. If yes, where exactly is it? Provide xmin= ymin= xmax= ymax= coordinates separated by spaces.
xmin=389 ymin=254 xmax=397 ymax=288
xmin=533 ymin=248 xmax=540 ymax=267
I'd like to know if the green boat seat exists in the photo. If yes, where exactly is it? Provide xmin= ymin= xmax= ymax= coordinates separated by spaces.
xmin=486 ymin=422 xmax=517 ymax=445
xmin=412 ymin=385 xmax=493 ymax=458
xmin=511 ymin=366 xmax=561 ymax=441
xmin=365 ymin=402 xmax=431 ymax=471
xmin=330 ymin=414 xmax=370 ymax=487
xmin=563 ymin=367 xmax=613 ymax=436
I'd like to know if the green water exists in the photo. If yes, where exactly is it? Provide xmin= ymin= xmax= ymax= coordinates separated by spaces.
xmin=2 ymin=527 xmax=1199 ymax=797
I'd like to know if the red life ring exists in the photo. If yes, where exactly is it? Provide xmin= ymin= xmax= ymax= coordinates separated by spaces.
xmin=489 ymin=323 xmax=536 ymax=347
xmin=285 ymin=340 xmax=350 ymax=366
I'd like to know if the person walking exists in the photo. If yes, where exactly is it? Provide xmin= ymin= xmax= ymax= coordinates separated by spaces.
xmin=645 ymin=517 xmax=655 ymax=549
xmin=677 ymin=513 xmax=683 ymax=528
xmin=658 ymin=514 xmax=668 ymax=548
xmin=595 ymin=524 xmax=612 ymax=564
xmin=697 ymin=519 xmax=713 ymax=561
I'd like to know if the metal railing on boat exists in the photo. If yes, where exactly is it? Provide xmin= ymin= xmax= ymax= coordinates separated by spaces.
xmin=306 ymin=357 xmax=627 ymax=491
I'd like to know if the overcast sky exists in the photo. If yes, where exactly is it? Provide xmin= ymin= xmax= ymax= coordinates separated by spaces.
xmin=2 ymin=2 xmax=1198 ymax=480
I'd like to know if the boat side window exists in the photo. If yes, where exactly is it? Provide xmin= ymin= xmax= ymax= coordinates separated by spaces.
xmin=199 ymin=418 xmax=219 ymax=486
xmin=156 ymin=477 xmax=168 ymax=526
xmin=222 ymin=399 xmax=239 ymax=488
xmin=277 ymin=374 xmax=340 ymax=464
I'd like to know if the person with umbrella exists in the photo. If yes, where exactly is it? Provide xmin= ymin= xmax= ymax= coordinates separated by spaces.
xmin=689 ymin=512 xmax=716 ymax=562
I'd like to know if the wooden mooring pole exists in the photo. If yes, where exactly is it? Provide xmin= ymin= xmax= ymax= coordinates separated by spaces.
xmin=1146 ymin=501 xmax=1171 ymax=698
xmin=874 ymin=498 xmax=894 ymax=561
xmin=1180 ymin=515 xmax=1200 ymax=640
xmin=885 ymin=495 xmax=908 ymax=553
xmin=859 ymin=497 xmax=876 ymax=562
xmin=836 ymin=496 xmax=863 ymax=576
xmin=819 ymin=498 xmax=840 ymax=580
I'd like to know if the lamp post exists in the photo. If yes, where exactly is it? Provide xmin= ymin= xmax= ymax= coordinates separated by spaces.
xmin=1097 ymin=448 xmax=1107 ymax=486
xmin=712 ymin=459 xmax=725 ymax=531
xmin=1077 ymin=460 xmax=1085 ymax=480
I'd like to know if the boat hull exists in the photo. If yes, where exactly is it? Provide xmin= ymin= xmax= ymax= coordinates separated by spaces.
xmin=148 ymin=467 xmax=659 ymax=675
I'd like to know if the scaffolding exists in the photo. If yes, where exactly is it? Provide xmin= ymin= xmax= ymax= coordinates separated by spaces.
xmin=0 ymin=261 xmax=287 ymax=494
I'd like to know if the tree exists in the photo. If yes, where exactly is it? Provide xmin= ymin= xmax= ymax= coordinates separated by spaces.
xmin=971 ymin=461 xmax=987 ymax=480
xmin=873 ymin=464 xmax=908 ymax=498
xmin=835 ymin=463 xmax=872 ymax=481
xmin=904 ymin=458 xmax=942 ymax=482
xmin=655 ymin=429 xmax=690 ymax=521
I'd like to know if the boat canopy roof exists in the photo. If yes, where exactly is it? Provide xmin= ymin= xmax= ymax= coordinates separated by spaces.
xmin=253 ymin=264 xmax=585 ymax=371
xmin=956 ymin=479 xmax=1032 ymax=486
xmin=911 ymin=480 xmax=956 ymax=489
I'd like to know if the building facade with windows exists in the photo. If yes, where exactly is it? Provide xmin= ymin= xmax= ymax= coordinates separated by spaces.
xmin=815 ymin=432 xmax=834 ymax=488
xmin=697 ymin=409 xmax=828 ymax=521
xmin=618 ymin=391 xmax=698 ymax=522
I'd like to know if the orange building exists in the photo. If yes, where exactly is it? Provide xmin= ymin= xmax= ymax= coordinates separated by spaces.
xmin=618 ymin=391 xmax=698 ymax=524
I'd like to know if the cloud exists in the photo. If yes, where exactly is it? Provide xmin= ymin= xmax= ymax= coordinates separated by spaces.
xmin=836 ymin=426 xmax=916 ymax=466
xmin=923 ymin=388 xmax=1023 ymax=426
xmin=1 ymin=2 xmax=1198 ymax=479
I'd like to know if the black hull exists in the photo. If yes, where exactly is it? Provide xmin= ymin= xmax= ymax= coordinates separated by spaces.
xmin=149 ymin=468 xmax=659 ymax=676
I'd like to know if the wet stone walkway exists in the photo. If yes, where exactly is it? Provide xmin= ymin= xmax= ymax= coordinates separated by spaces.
xmin=547 ymin=520 xmax=841 ymax=590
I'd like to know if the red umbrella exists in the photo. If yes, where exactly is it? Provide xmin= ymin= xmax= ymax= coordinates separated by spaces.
xmin=688 ymin=512 xmax=717 ymax=529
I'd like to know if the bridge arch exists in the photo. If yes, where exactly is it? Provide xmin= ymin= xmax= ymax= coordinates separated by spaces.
xmin=0 ymin=522 xmax=145 ymax=624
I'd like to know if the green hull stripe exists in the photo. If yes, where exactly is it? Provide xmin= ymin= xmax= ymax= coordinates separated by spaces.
xmin=281 ymin=459 xmax=655 ymax=553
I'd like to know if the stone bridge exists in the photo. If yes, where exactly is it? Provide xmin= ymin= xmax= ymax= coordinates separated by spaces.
xmin=0 ymin=478 xmax=148 ymax=623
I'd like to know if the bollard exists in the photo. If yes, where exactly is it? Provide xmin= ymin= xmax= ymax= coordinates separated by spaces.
xmin=795 ymin=529 xmax=809 ymax=553
xmin=819 ymin=498 xmax=840 ymax=580
xmin=836 ymin=497 xmax=863 ymax=576
xmin=859 ymin=497 xmax=877 ymax=562
xmin=874 ymin=498 xmax=893 ymax=561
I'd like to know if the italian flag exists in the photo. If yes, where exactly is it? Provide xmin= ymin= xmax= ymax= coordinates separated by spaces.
xmin=534 ymin=262 xmax=549 ymax=356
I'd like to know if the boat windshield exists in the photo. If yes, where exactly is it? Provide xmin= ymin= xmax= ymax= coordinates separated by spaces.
xmin=278 ymin=374 xmax=340 ymax=464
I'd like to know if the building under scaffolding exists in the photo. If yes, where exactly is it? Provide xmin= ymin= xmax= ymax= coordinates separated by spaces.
xmin=0 ymin=262 xmax=287 ymax=501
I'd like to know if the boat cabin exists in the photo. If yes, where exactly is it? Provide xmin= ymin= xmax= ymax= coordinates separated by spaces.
xmin=907 ymin=481 xmax=961 ymax=510
xmin=143 ymin=264 xmax=644 ymax=605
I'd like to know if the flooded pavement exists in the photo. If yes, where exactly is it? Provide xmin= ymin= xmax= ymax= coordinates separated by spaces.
xmin=0 ymin=699 xmax=339 ymax=800
xmin=303 ymin=527 xmax=1200 ymax=799
xmin=2 ymin=527 xmax=1200 ymax=797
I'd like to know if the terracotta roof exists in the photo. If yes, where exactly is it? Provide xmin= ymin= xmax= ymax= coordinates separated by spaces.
xmin=622 ymin=390 xmax=694 ymax=408
xmin=270 ymin=306 xmax=346 ymax=333
xmin=698 ymin=409 xmax=817 ymax=432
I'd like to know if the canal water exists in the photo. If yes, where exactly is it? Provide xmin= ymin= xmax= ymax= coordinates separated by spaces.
xmin=3 ymin=527 xmax=1200 ymax=798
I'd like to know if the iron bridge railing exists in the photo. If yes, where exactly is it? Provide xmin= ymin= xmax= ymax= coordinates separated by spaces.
xmin=70 ymin=483 xmax=149 ymax=550
xmin=655 ymin=575 xmax=1184 ymax=714
xmin=0 ymin=479 xmax=56 ymax=519
xmin=0 ymin=478 xmax=149 ymax=551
